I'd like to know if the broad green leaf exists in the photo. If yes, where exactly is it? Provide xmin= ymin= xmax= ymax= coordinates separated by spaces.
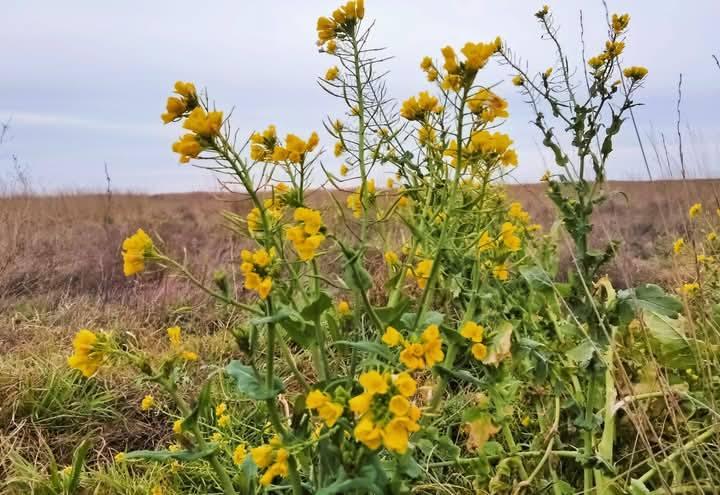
xmin=316 ymin=465 xmax=383 ymax=495
xmin=124 ymin=446 xmax=216 ymax=462
xmin=566 ymin=340 xmax=595 ymax=368
xmin=301 ymin=291 xmax=332 ymax=321
xmin=617 ymin=284 xmax=683 ymax=325
xmin=642 ymin=313 xmax=695 ymax=369
xmin=335 ymin=340 xmax=393 ymax=361
xmin=519 ymin=266 xmax=554 ymax=290
xmin=225 ymin=361 xmax=283 ymax=400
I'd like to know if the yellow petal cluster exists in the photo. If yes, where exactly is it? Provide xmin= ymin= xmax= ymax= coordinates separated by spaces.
xmin=170 ymin=106 xmax=223 ymax=163
xmin=623 ymin=66 xmax=648 ymax=81
xmin=467 ymin=89 xmax=509 ymax=123
xmin=285 ymin=208 xmax=325 ymax=261
xmin=240 ymin=248 xmax=275 ymax=299
xmin=67 ymin=329 xmax=105 ymax=377
xmin=316 ymin=0 xmax=365 ymax=45
xmin=269 ymin=132 xmax=320 ymax=164
xmin=350 ymin=371 xmax=421 ymax=454
xmin=161 ymin=81 xmax=198 ymax=124
xmin=122 ymin=228 xmax=154 ymax=276
xmin=250 ymin=125 xmax=278 ymax=161
xmin=246 ymin=198 xmax=284 ymax=236
xmin=306 ymin=390 xmax=345 ymax=427
xmin=406 ymin=258 xmax=432 ymax=289
xmin=251 ymin=437 xmax=289 ymax=487
xmin=398 ymin=324 xmax=444 ymax=370
xmin=460 ymin=321 xmax=487 ymax=361
xmin=400 ymin=91 xmax=441 ymax=121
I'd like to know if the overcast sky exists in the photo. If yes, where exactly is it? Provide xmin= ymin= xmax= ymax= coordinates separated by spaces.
xmin=1 ymin=1 xmax=719 ymax=192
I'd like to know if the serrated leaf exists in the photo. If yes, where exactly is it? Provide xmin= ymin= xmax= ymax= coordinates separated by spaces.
xmin=226 ymin=361 xmax=283 ymax=400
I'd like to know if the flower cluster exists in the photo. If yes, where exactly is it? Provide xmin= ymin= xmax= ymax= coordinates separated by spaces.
xmin=346 ymin=179 xmax=375 ymax=218
xmin=306 ymin=390 xmax=345 ymax=427
xmin=400 ymin=91 xmax=441 ymax=121
xmin=166 ymin=326 xmax=198 ymax=362
xmin=285 ymin=208 xmax=325 ymax=261
xmin=161 ymin=81 xmax=198 ymax=124
xmin=467 ymin=89 xmax=509 ymax=123
xmin=349 ymin=371 xmax=420 ymax=454
xmin=316 ymin=0 xmax=365 ymax=46
xmin=171 ymin=106 xmax=224 ymax=164
xmin=460 ymin=321 xmax=487 ymax=361
xmin=406 ymin=258 xmax=432 ymax=289
xmin=122 ymin=228 xmax=155 ymax=276
xmin=383 ymin=324 xmax=444 ymax=371
xmin=246 ymin=198 xmax=284 ymax=236
xmin=250 ymin=125 xmax=278 ymax=161
xmin=439 ymin=38 xmax=501 ymax=91
xmin=240 ymin=248 xmax=275 ymax=299
xmin=67 ymin=329 xmax=106 ymax=377
xmin=251 ymin=437 xmax=289 ymax=487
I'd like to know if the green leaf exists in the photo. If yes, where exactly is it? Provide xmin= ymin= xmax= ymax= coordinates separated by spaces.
xmin=396 ymin=453 xmax=422 ymax=479
xmin=374 ymin=297 xmax=411 ymax=328
xmin=519 ymin=266 xmax=554 ymax=290
xmin=124 ymin=447 xmax=217 ymax=462
xmin=400 ymin=311 xmax=444 ymax=330
xmin=316 ymin=465 xmax=383 ymax=495
xmin=566 ymin=340 xmax=595 ymax=368
xmin=335 ymin=340 xmax=393 ymax=361
xmin=301 ymin=291 xmax=333 ymax=321
xmin=642 ymin=313 xmax=696 ymax=369
xmin=434 ymin=365 xmax=484 ymax=387
xmin=66 ymin=438 xmax=92 ymax=493
xmin=617 ymin=284 xmax=683 ymax=325
xmin=226 ymin=361 xmax=283 ymax=400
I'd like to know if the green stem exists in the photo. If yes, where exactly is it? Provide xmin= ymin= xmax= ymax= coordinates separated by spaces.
xmin=583 ymin=375 xmax=595 ymax=493
xmin=503 ymin=426 xmax=529 ymax=479
xmin=426 ymin=450 xmax=581 ymax=468
xmin=596 ymin=328 xmax=617 ymax=494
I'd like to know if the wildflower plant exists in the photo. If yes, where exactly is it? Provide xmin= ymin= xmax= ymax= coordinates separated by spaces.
xmin=63 ymin=3 xmax=720 ymax=494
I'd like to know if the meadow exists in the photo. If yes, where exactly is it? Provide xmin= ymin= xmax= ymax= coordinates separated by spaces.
xmin=2 ymin=2 xmax=720 ymax=494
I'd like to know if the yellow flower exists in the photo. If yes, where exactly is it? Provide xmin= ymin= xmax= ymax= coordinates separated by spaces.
xmin=325 ymin=66 xmax=339 ymax=81
xmin=418 ymin=125 xmax=436 ymax=145
xmin=399 ymin=324 xmax=444 ymax=370
xmin=67 ymin=329 xmax=104 ymax=377
xmin=521 ymin=416 xmax=531 ymax=427
xmin=151 ymin=486 xmax=163 ymax=495
xmin=337 ymin=300 xmax=351 ymax=316
xmin=353 ymin=415 xmax=383 ymax=450
xmin=611 ymin=13 xmax=630 ymax=33
xmin=167 ymin=326 xmax=182 ymax=347
xmin=122 ymin=228 xmax=154 ymax=276
xmin=349 ymin=392 xmax=373 ymax=415
xmin=426 ymin=68 xmax=438 ymax=82
xmin=384 ymin=250 xmax=399 ymax=266
xmin=604 ymin=40 xmax=625 ymax=58
xmin=114 ymin=452 xmax=126 ymax=463
xmin=325 ymin=39 xmax=337 ymax=54
xmin=141 ymin=395 xmax=155 ymax=411
xmin=287 ymin=208 xmax=325 ymax=261
xmin=181 ymin=351 xmax=198 ymax=362
xmin=461 ymin=39 xmax=500 ymax=71
xmin=173 ymin=419 xmax=183 ymax=434
xmin=543 ymin=67 xmax=553 ymax=78
xmin=678 ymin=282 xmax=700 ymax=296
xmin=478 ymin=231 xmax=495 ymax=252
xmin=623 ymin=66 xmax=648 ymax=81
xmin=183 ymin=107 xmax=223 ymax=138
xmin=218 ymin=414 xmax=231 ymax=428
xmin=508 ymin=202 xmax=530 ymax=223
xmin=500 ymin=222 xmax=521 ymax=252
xmin=512 ymin=74 xmax=524 ymax=86
xmin=334 ymin=141 xmax=344 ymax=157
xmin=215 ymin=403 xmax=227 ymax=417
xmin=382 ymin=326 xmax=403 ymax=347
xmin=412 ymin=259 xmax=433 ymax=289
xmin=257 ymin=277 xmax=273 ymax=300
xmin=471 ymin=343 xmax=488 ymax=361
xmin=673 ymin=238 xmax=685 ymax=255
xmin=174 ymin=81 xmax=196 ymax=99
xmin=535 ymin=5 xmax=549 ymax=18
xmin=388 ymin=395 xmax=410 ymax=417
xmin=161 ymin=97 xmax=187 ymax=124
xmin=707 ymin=232 xmax=717 ymax=242
xmin=588 ymin=54 xmax=608 ymax=70
xmin=460 ymin=321 xmax=484 ymax=343
xmin=251 ymin=444 xmax=275 ymax=469
xmin=381 ymin=417 xmax=416 ymax=454
xmin=233 ymin=444 xmax=247 ymax=466
xmin=493 ymin=263 xmax=510 ymax=281
xmin=441 ymin=46 xmax=459 ymax=75
xmin=400 ymin=91 xmax=441 ymax=121
xmin=467 ymin=89 xmax=508 ymax=123
xmin=420 ymin=56 xmax=433 ymax=71
xmin=172 ymin=133 xmax=203 ymax=163
xmin=689 ymin=203 xmax=702 ymax=219
xmin=359 ymin=370 xmax=389 ymax=396
xmin=394 ymin=372 xmax=417 ymax=397
xmin=340 ymin=163 xmax=349 ymax=176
